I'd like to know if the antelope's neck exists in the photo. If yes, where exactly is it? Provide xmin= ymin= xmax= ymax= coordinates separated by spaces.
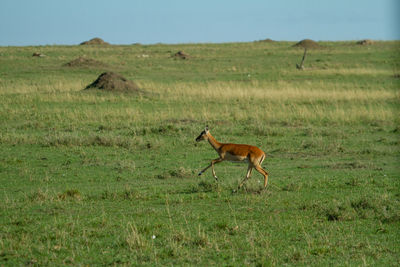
xmin=207 ymin=133 xmax=222 ymax=153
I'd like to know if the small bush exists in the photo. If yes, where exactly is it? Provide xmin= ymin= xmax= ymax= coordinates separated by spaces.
xmin=58 ymin=189 xmax=81 ymax=200
xmin=281 ymin=182 xmax=301 ymax=192
xmin=29 ymin=189 xmax=50 ymax=201
xmin=173 ymin=167 xmax=194 ymax=178
xmin=198 ymin=180 xmax=219 ymax=192
xmin=351 ymin=198 xmax=375 ymax=211
xmin=317 ymin=201 xmax=355 ymax=221
xmin=157 ymin=167 xmax=193 ymax=179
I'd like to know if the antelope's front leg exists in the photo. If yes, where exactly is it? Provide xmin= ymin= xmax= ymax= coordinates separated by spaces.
xmin=210 ymin=158 xmax=224 ymax=181
xmin=198 ymin=163 xmax=212 ymax=176
xmin=199 ymin=158 xmax=223 ymax=180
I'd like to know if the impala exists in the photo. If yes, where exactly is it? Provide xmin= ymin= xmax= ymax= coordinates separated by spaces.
xmin=195 ymin=127 xmax=269 ymax=189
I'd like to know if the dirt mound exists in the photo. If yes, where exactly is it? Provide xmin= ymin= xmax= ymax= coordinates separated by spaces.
xmin=293 ymin=39 xmax=320 ymax=49
xmin=32 ymin=52 xmax=45 ymax=57
xmin=357 ymin=39 xmax=374 ymax=45
xmin=64 ymin=57 xmax=107 ymax=68
xmin=80 ymin=38 xmax=110 ymax=45
xmin=173 ymin=51 xmax=190 ymax=59
xmin=256 ymin=38 xmax=275 ymax=43
xmin=85 ymin=72 xmax=140 ymax=93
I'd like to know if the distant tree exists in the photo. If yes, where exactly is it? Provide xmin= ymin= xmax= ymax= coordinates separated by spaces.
xmin=296 ymin=48 xmax=307 ymax=70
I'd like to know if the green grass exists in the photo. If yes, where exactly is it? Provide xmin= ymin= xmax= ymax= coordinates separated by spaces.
xmin=0 ymin=40 xmax=399 ymax=266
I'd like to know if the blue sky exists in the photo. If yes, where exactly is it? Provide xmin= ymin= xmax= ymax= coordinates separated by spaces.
xmin=0 ymin=0 xmax=398 ymax=46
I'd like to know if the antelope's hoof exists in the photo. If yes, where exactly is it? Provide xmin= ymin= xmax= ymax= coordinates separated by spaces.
xmin=198 ymin=172 xmax=202 ymax=176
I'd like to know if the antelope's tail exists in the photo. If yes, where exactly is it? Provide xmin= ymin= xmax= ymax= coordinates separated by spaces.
xmin=259 ymin=153 xmax=266 ymax=165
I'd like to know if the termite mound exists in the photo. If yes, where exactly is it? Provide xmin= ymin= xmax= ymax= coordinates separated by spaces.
xmin=84 ymin=72 xmax=141 ymax=93
xmin=173 ymin=51 xmax=190 ymax=59
xmin=80 ymin=38 xmax=110 ymax=45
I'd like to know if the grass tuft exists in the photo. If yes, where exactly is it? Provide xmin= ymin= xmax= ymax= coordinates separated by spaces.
xmin=58 ymin=189 xmax=81 ymax=200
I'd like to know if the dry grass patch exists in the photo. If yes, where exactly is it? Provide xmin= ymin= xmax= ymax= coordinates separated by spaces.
xmin=309 ymin=68 xmax=395 ymax=76
xmin=64 ymin=57 xmax=108 ymax=68
xmin=156 ymin=81 xmax=397 ymax=102
xmin=0 ymin=79 xmax=86 ymax=95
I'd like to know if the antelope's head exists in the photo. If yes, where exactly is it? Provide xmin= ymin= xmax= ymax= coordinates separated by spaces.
xmin=195 ymin=127 xmax=209 ymax=142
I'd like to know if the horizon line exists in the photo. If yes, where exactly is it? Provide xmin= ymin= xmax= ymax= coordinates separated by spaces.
xmin=1 ymin=38 xmax=399 ymax=47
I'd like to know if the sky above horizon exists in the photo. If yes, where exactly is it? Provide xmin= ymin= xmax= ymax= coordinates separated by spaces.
xmin=0 ymin=0 xmax=398 ymax=46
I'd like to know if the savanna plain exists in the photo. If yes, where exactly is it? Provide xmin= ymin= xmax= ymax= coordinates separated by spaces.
xmin=0 ymin=40 xmax=399 ymax=266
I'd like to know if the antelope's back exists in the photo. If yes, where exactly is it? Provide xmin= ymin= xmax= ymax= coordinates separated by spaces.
xmin=222 ymin=143 xmax=265 ymax=158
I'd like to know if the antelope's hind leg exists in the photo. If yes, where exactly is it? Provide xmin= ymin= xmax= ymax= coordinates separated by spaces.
xmin=254 ymin=165 xmax=269 ymax=188
xmin=238 ymin=165 xmax=253 ymax=189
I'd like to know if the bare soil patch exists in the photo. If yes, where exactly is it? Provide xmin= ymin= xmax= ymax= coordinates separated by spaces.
xmin=84 ymin=72 xmax=140 ymax=93
xmin=64 ymin=57 xmax=107 ymax=68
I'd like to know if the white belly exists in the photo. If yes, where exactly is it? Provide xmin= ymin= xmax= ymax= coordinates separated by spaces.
xmin=225 ymin=153 xmax=248 ymax=163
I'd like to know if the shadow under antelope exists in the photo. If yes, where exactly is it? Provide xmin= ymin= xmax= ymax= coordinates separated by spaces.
xmin=195 ymin=127 xmax=269 ymax=190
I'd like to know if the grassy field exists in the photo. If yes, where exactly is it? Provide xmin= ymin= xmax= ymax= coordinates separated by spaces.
xmin=0 ymin=40 xmax=399 ymax=266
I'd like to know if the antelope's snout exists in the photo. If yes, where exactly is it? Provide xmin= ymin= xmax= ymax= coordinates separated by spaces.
xmin=195 ymin=130 xmax=206 ymax=142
